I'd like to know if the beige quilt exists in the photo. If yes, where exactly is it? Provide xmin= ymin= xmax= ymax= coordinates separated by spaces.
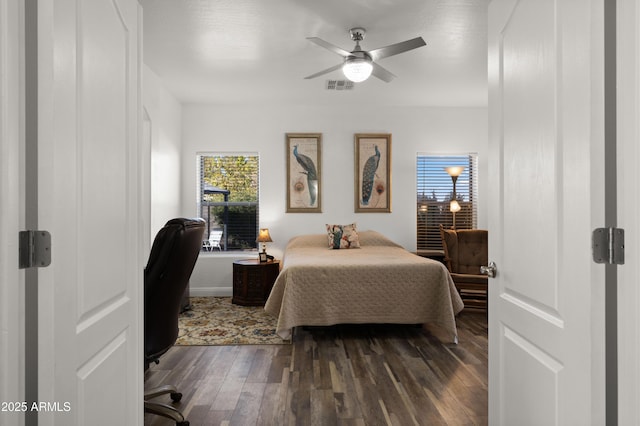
xmin=264 ymin=231 xmax=464 ymax=341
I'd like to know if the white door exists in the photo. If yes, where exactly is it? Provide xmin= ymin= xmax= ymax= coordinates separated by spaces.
xmin=0 ymin=1 xmax=24 ymax=425
xmin=488 ymin=0 xmax=606 ymax=424
xmin=36 ymin=0 xmax=143 ymax=424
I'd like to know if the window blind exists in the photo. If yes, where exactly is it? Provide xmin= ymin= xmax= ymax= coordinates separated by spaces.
xmin=416 ymin=154 xmax=478 ymax=251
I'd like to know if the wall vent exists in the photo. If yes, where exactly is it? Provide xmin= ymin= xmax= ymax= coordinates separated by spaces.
xmin=326 ymin=80 xmax=354 ymax=90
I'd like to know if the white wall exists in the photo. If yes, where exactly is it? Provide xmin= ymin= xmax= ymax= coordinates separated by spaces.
xmin=143 ymin=65 xmax=184 ymax=237
xmin=181 ymin=104 xmax=488 ymax=295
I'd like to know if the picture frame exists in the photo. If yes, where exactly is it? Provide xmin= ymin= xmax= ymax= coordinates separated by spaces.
xmin=286 ymin=133 xmax=322 ymax=213
xmin=354 ymin=133 xmax=391 ymax=213
xmin=259 ymin=252 xmax=267 ymax=263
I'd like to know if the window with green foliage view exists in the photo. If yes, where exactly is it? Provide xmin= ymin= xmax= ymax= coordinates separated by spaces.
xmin=197 ymin=154 xmax=259 ymax=252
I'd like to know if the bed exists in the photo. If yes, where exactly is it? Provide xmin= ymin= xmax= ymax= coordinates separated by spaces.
xmin=264 ymin=230 xmax=464 ymax=341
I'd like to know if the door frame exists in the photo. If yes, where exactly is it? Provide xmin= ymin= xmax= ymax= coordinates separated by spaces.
xmin=617 ymin=0 xmax=640 ymax=423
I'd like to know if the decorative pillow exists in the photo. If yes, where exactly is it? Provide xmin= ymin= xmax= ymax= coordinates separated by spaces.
xmin=325 ymin=223 xmax=360 ymax=249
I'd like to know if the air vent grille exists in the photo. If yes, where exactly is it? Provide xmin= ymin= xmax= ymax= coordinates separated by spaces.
xmin=326 ymin=80 xmax=355 ymax=91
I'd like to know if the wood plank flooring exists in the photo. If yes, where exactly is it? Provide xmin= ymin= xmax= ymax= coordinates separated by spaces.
xmin=144 ymin=311 xmax=487 ymax=426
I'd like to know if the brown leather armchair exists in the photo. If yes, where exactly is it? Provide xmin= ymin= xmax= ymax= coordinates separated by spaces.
xmin=439 ymin=225 xmax=488 ymax=311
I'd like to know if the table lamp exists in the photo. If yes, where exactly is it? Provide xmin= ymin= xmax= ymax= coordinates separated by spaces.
xmin=257 ymin=228 xmax=273 ymax=262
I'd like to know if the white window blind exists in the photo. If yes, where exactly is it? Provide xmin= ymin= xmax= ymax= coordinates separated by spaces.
xmin=197 ymin=154 xmax=259 ymax=252
xmin=416 ymin=154 xmax=478 ymax=251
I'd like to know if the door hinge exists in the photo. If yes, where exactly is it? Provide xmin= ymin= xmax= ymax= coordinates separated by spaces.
xmin=592 ymin=227 xmax=624 ymax=265
xmin=19 ymin=230 xmax=51 ymax=269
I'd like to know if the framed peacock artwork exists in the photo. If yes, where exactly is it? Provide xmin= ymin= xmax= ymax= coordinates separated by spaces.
xmin=354 ymin=133 xmax=391 ymax=213
xmin=286 ymin=133 xmax=322 ymax=213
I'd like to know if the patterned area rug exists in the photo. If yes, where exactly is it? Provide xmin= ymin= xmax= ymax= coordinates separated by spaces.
xmin=176 ymin=296 xmax=290 ymax=345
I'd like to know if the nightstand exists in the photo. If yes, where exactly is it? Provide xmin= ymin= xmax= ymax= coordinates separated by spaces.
xmin=232 ymin=259 xmax=280 ymax=306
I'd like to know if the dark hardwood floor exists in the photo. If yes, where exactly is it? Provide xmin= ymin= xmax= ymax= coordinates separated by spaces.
xmin=144 ymin=311 xmax=487 ymax=426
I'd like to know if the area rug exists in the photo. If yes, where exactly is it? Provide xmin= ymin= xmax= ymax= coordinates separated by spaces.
xmin=176 ymin=296 xmax=290 ymax=345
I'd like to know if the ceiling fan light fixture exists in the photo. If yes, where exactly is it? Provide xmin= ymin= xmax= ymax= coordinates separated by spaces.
xmin=305 ymin=28 xmax=425 ymax=83
xmin=342 ymin=57 xmax=373 ymax=82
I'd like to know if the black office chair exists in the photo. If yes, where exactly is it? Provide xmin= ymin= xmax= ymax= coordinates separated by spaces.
xmin=144 ymin=218 xmax=205 ymax=426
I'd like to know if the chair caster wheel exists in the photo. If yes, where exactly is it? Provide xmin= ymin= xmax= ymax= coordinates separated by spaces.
xmin=170 ymin=392 xmax=182 ymax=402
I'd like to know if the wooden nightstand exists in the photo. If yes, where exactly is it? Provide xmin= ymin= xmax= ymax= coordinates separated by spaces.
xmin=232 ymin=259 xmax=280 ymax=306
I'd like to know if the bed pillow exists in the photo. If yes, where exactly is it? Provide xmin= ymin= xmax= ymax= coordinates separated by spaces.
xmin=325 ymin=223 xmax=360 ymax=249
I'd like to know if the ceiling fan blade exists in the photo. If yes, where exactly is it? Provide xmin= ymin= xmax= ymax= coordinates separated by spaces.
xmin=307 ymin=37 xmax=351 ymax=57
xmin=304 ymin=63 xmax=344 ymax=80
xmin=368 ymin=37 xmax=426 ymax=61
xmin=371 ymin=62 xmax=396 ymax=83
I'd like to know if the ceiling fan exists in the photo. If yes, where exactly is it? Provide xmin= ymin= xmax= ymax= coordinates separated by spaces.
xmin=304 ymin=27 xmax=426 ymax=83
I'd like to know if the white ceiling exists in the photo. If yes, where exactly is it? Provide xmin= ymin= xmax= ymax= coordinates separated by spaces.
xmin=140 ymin=0 xmax=488 ymax=107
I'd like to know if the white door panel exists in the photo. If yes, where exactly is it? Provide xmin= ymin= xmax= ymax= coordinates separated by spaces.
xmin=489 ymin=0 xmax=605 ymax=424
xmin=0 ymin=1 xmax=24 ymax=425
xmin=37 ymin=0 xmax=142 ymax=424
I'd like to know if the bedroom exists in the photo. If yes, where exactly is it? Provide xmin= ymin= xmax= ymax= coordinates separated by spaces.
xmin=141 ymin=0 xmax=489 ymax=296
xmin=140 ymin=1 xmax=633 ymax=424
xmin=2 ymin=0 xmax=638 ymax=424
xmin=140 ymin=1 xmax=487 ymax=423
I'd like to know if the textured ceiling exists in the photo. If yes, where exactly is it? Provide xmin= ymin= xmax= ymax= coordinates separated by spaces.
xmin=140 ymin=0 xmax=488 ymax=107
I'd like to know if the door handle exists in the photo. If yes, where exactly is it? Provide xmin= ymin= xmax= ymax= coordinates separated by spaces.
xmin=480 ymin=261 xmax=497 ymax=278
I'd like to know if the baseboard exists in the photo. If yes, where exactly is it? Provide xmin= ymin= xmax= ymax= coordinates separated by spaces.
xmin=189 ymin=287 xmax=232 ymax=297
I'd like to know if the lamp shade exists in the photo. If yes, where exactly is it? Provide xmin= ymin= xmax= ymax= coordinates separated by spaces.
xmin=445 ymin=166 xmax=465 ymax=177
xmin=342 ymin=58 xmax=373 ymax=82
xmin=450 ymin=200 xmax=461 ymax=213
xmin=257 ymin=228 xmax=272 ymax=243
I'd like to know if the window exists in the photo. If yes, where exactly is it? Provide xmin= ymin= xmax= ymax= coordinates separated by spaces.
xmin=416 ymin=154 xmax=478 ymax=251
xmin=197 ymin=153 xmax=259 ymax=252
